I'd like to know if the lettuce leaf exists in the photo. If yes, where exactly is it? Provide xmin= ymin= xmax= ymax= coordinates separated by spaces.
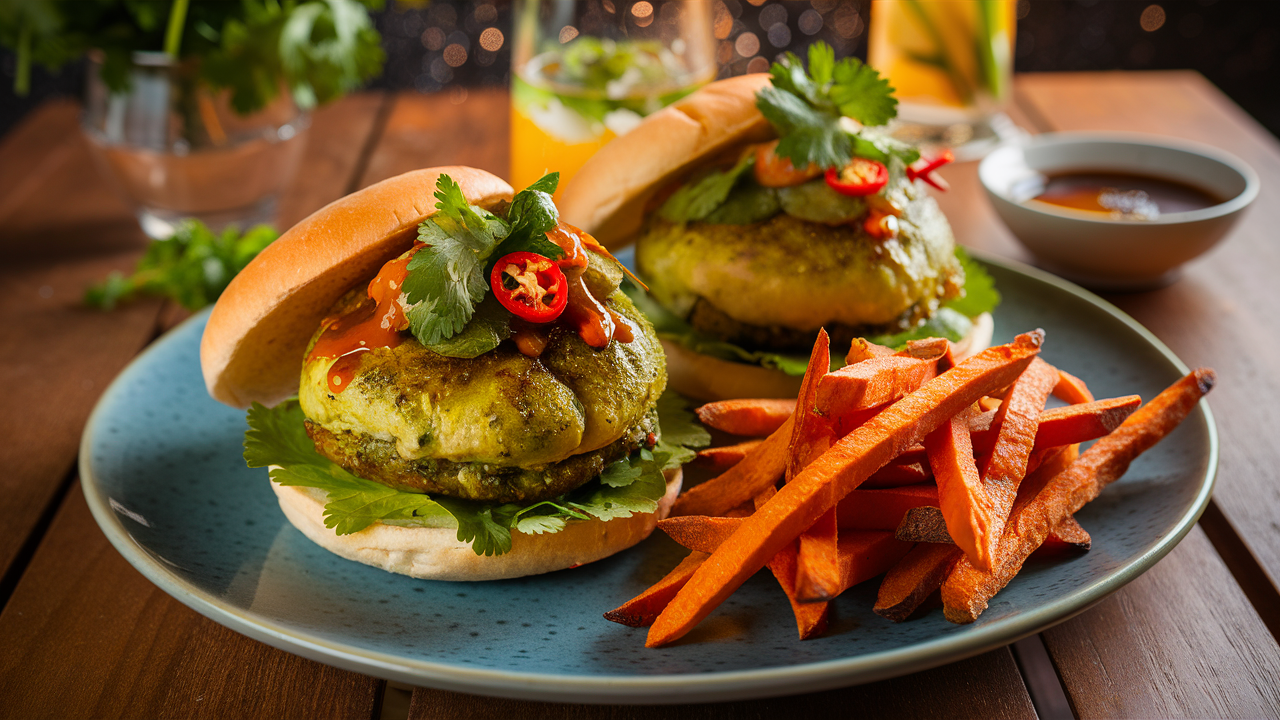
xmin=244 ymin=392 xmax=705 ymax=556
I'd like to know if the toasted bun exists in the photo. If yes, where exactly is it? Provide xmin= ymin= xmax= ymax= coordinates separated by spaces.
xmin=272 ymin=469 xmax=682 ymax=581
xmin=559 ymin=74 xmax=774 ymax=246
xmin=200 ymin=167 xmax=514 ymax=409
xmin=665 ymin=313 xmax=995 ymax=401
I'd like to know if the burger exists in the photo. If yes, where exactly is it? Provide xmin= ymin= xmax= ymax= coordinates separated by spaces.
xmin=200 ymin=167 xmax=707 ymax=581
xmin=560 ymin=43 xmax=997 ymax=400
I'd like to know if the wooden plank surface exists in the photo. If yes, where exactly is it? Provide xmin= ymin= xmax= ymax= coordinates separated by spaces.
xmin=1013 ymin=72 xmax=1280 ymax=602
xmin=0 ymin=482 xmax=381 ymax=720
xmin=359 ymin=88 xmax=510 ymax=187
xmin=0 ymin=93 xmax=388 ymax=718
xmin=407 ymin=648 xmax=1034 ymax=720
xmin=1041 ymin=528 xmax=1280 ymax=718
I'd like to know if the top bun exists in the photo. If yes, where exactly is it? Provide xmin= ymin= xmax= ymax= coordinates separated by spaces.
xmin=201 ymin=167 xmax=513 ymax=409
xmin=559 ymin=74 xmax=774 ymax=246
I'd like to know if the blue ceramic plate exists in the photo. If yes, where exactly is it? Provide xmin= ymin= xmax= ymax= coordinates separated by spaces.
xmin=80 ymin=254 xmax=1216 ymax=704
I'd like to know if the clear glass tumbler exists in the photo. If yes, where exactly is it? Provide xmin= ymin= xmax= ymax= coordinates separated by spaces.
xmin=868 ymin=0 xmax=1017 ymax=156
xmin=81 ymin=52 xmax=310 ymax=239
xmin=510 ymin=0 xmax=716 ymax=197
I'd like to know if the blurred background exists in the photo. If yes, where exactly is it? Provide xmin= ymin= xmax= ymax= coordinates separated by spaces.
xmin=3 ymin=0 xmax=1278 ymax=141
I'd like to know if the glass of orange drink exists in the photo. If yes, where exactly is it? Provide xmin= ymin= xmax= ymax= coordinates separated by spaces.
xmin=868 ymin=0 xmax=1017 ymax=155
xmin=510 ymin=0 xmax=716 ymax=198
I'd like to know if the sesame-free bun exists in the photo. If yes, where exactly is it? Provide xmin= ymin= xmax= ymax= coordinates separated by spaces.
xmin=200 ymin=167 xmax=513 ymax=409
xmin=272 ymin=468 xmax=682 ymax=581
xmin=559 ymin=74 xmax=774 ymax=247
xmin=664 ymin=313 xmax=995 ymax=401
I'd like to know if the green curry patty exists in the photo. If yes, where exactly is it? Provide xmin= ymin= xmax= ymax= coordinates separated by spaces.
xmin=299 ymin=290 xmax=667 ymax=504
xmin=636 ymin=185 xmax=963 ymax=352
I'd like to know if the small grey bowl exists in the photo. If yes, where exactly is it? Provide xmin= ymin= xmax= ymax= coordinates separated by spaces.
xmin=979 ymin=132 xmax=1258 ymax=290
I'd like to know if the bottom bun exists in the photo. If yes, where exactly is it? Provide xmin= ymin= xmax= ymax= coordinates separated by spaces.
xmin=272 ymin=469 xmax=682 ymax=581
xmin=663 ymin=312 xmax=995 ymax=401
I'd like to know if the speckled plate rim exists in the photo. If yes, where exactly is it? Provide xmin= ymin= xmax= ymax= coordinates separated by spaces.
xmin=79 ymin=250 xmax=1217 ymax=704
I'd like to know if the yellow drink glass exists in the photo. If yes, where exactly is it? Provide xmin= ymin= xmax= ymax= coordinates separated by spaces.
xmin=869 ymin=0 xmax=1016 ymax=151
xmin=510 ymin=0 xmax=715 ymax=197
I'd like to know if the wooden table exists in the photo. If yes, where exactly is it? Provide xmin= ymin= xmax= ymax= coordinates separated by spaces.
xmin=2 ymin=72 xmax=1279 ymax=719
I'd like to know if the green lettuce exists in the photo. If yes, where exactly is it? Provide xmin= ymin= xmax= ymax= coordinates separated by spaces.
xmin=244 ymin=391 xmax=706 ymax=557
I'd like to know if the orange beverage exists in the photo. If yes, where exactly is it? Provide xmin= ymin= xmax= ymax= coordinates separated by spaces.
xmin=510 ymin=1 xmax=714 ymax=196
xmin=869 ymin=0 xmax=1015 ymax=145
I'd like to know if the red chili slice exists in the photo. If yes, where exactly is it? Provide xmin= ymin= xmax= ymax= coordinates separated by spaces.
xmin=825 ymin=157 xmax=890 ymax=196
xmin=490 ymin=251 xmax=568 ymax=323
xmin=906 ymin=150 xmax=955 ymax=191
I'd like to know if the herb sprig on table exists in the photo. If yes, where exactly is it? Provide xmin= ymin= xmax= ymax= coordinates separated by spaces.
xmin=85 ymin=220 xmax=278 ymax=311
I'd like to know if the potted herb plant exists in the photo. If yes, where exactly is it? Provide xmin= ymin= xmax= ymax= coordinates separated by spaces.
xmin=2 ymin=0 xmax=385 ymax=237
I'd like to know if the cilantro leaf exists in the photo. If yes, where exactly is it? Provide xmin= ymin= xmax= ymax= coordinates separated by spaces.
xmin=807 ymin=42 xmax=835 ymax=87
xmin=420 ymin=295 xmax=512 ymax=359
xmin=433 ymin=498 xmax=515 ymax=557
xmin=490 ymin=172 xmax=565 ymax=263
xmin=756 ymin=85 xmax=853 ymax=171
xmin=944 ymin=247 xmax=1001 ymax=318
xmin=658 ymin=154 xmax=756 ymax=222
xmin=829 ymin=56 xmax=898 ymax=127
xmin=403 ymin=175 xmax=510 ymax=344
xmin=599 ymin=457 xmax=644 ymax=488
xmin=655 ymin=391 xmax=711 ymax=453
xmin=867 ymin=307 xmax=973 ymax=349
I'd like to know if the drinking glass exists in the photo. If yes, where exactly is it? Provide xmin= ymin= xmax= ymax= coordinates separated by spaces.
xmin=82 ymin=52 xmax=310 ymax=239
xmin=868 ymin=0 xmax=1017 ymax=156
xmin=510 ymin=0 xmax=716 ymax=197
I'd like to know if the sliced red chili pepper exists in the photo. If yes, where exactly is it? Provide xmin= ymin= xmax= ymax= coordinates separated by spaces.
xmin=825 ymin=157 xmax=890 ymax=197
xmin=490 ymin=251 xmax=568 ymax=323
xmin=906 ymin=149 xmax=954 ymax=191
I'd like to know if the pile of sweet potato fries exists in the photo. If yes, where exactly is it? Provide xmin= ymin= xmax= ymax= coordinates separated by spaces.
xmin=605 ymin=330 xmax=1216 ymax=647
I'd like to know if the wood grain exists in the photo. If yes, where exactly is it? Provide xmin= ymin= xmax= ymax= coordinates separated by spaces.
xmin=0 ymin=482 xmax=382 ymax=720
xmin=407 ymin=647 xmax=1034 ymax=720
xmin=359 ymin=88 xmax=510 ymax=187
xmin=1014 ymin=71 xmax=1280 ymax=602
xmin=1041 ymin=527 xmax=1280 ymax=718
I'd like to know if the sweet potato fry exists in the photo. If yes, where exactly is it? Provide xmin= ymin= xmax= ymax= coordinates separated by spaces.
xmin=670 ymin=415 xmax=794 ymax=518
xmin=791 ymin=331 xmax=841 ymax=602
xmin=970 ymin=396 xmax=1142 ymax=455
xmin=941 ymin=369 xmax=1215 ymax=623
xmin=895 ymin=506 xmax=954 ymax=544
xmin=862 ymin=460 xmax=932 ymax=488
xmin=696 ymin=398 xmax=796 ymax=436
xmin=874 ymin=544 xmax=963 ymax=622
xmin=898 ymin=337 xmax=951 ymax=361
xmin=815 ymin=356 xmax=939 ymax=415
xmin=646 ymin=332 xmax=1044 ymax=646
xmin=659 ymin=516 xmax=741 ymax=553
xmin=755 ymin=487 xmax=828 ymax=639
xmin=836 ymin=484 xmax=939 ymax=531
xmin=693 ymin=440 xmax=763 ymax=472
xmin=1038 ymin=515 xmax=1091 ymax=552
xmin=604 ymin=551 xmax=708 ymax=627
xmin=1053 ymin=368 xmax=1095 ymax=404
xmin=925 ymin=406 xmax=995 ymax=569
xmin=971 ymin=357 xmax=1059 ymax=564
xmin=846 ymin=337 xmax=895 ymax=364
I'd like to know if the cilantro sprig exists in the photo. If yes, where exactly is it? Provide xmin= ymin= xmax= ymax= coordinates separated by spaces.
xmin=402 ymin=172 xmax=564 ymax=346
xmin=755 ymin=42 xmax=911 ymax=171
xmin=245 ymin=392 xmax=707 ymax=556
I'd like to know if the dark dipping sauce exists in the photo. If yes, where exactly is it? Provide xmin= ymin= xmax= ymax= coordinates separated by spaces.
xmin=1028 ymin=171 xmax=1222 ymax=221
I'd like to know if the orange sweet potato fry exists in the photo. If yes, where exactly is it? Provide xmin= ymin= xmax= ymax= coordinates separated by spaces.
xmin=942 ymin=369 xmax=1215 ymax=623
xmin=670 ymin=415 xmax=794 ymax=518
xmin=815 ymin=356 xmax=939 ymax=415
xmin=970 ymin=396 xmax=1142 ymax=455
xmin=874 ymin=543 xmax=963 ymax=623
xmin=646 ymin=332 xmax=1044 ymax=647
xmin=1038 ymin=514 xmax=1091 ymax=552
xmin=693 ymin=440 xmax=764 ymax=472
xmin=836 ymin=484 xmax=940 ymax=531
xmin=604 ymin=551 xmax=708 ymax=627
xmin=1053 ymin=368 xmax=1095 ymax=404
xmin=755 ymin=487 xmax=828 ymax=639
xmin=925 ymin=406 xmax=996 ymax=570
xmin=970 ymin=357 xmax=1059 ymax=564
xmin=696 ymin=398 xmax=796 ymax=436
xmin=862 ymin=462 xmax=932 ymax=488
xmin=790 ymin=331 xmax=842 ymax=603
